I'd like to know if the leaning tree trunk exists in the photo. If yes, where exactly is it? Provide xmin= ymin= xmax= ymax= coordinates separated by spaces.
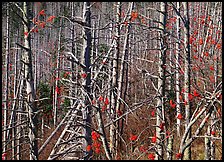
xmin=182 ymin=2 xmax=191 ymax=160
xmin=81 ymin=2 xmax=93 ymax=160
xmin=155 ymin=2 xmax=167 ymax=160
xmin=22 ymin=2 xmax=38 ymax=160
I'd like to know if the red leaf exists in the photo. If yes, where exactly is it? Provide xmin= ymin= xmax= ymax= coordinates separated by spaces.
xmin=209 ymin=66 xmax=214 ymax=71
xmin=91 ymin=131 xmax=100 ymax=140
xmin=98 ymin=95 xmax=104 ymax=102
xmin=92 ymin=100 xmax=96 ymax=105
xmin=170 ymin=100 xmax=176 ymax=109
xmin=102 ymin=105 xmax=107 ymax=112
xmin=203 ymin=52 xmax=209 ymax=57
xmin=131 ymin=11 xmax=138 ymax=21
xmin=86 ymin=145 xmax=92 ymax=152
xmin=148 ymin=153 xmax=155 ymax=160
xmin=104 ymin=97 xmax=109 ymax=105
xmin=151 ymin=110 xmax=155 ymax=117
xmin=151 ymin=136 xmax=156 ymax=143
xmin=159 ymin=122 xmax=165 ymax=130
xmin=95 ymin=148 xmax=101 ymax=154
xmin=39 ymin=9 xmax=46 ymax=16
xmin=24 ymin=32 xmax=29 ymax=37
xmin=47 ymin=15 xmax=56 ymax=22
xmin=139 ymin=145 xmax=147 ymax=152
xmin=176 ymin=153 xmax=183 ymax=159
xmin=199 ymin=38 xmax=203 ymax=45
xmin=81 ymin=73 xmax=87 ymax=78
xmin=188 ymin=93 xmax=193 ymax=101
xmin=211 ymin=131 xmax=215 ymax=135
xmin=55 ymin=86 xmax=60 ymax=94
xmin=211 ymin=39 xmax=216 ymax=45
xmin=177 ymin=113 xmax=183 ymax=120
xmin=193 ymin=55 xmax=198 ymax=59
xmin=193 ymin=90 xmax=200 ymax=97
xmin=39 ymin=22 xmax=46 ymax=28
xmin=129 ymin=134 xmax=137 ymax=141
xmin=216 ymin=43 xmax=221 ymax=49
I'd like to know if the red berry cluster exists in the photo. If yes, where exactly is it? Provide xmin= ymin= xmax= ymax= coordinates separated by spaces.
xmin=91 ymin=131 xmax=102 ymax=154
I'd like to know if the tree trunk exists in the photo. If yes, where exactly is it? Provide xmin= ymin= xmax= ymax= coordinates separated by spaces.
xmin=53 ymin=19 xmax=62 ymax=127
xmin=81 ymin=2 xmax=93 ymax=160
xmin=183 ymin=2 xmax=191 ymax=160
xmin=3 ymin=3 xmax=10 ymax=158
xmin=175 ymin=1 xmax=181 ymax=138
xmin=22 ymin=2 xmax=38 ymax=160
xmin=109 ymin=2 xmax=120 ymax=158
xmin=155 ymin=2 xmax=167 ymax=160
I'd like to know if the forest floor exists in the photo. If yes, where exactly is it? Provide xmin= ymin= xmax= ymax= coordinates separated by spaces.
xmin=38 ymin=124 xmax=65 ymax=160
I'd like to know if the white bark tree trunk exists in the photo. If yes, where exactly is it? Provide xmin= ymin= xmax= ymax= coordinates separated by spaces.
xmin=183 ymin=2 xmax=191 ymax=160
xmin=23 ymin=2 xmax=38 ymax=160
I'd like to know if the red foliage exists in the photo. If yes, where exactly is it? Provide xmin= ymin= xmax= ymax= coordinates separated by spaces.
xmin=177 ymin=113 xmax=183 ymax=120
xmin=47 ymin=16 xmax=56 ymax=22
xmin=95 ymin=148 xmax=101 ymax=154
xmin=176 ymin=153 xmax=183 ymax=159
xmin=209 ymin=66 xmax=214 ymax=71
xmin=188 ymin=93 xmax=193 ymax=101
xmin=39 ymin=22 xmax=46 ymax=28
xmin=92 ymin=100 xmax=96 ymax=105
xmin=203 ymin=52 xmax=209 ymax=57
xmin=139 ymin=145 xmax=147 ymax=152
xmin=86 ymin=145 xmax=92 ymax=152
xmin=170 ymin=100 xmax=176 ymax=108
xmin=93 ymin=141 xmax=101 ymax=148
xmin=102 ymin=105 xmax=107 ymax=112
xmin=98 ymin=95 xmax=104 ymax=102
xmin=91 ymin=131 xmax=100 ymax=140
xmin=189 ymin=36 xmax=194 ymax=44
xmin=129 ymin=134 xmax=137 ymax=141
xmin=104 ymin=97 xmax=109 ymax=105
xmin=211 ymin=131 xmax=216 ymax=135
xmin=193 ymin=55 xmax=198 ymax=59
xmin=151 ymin=110 xmax=155 ymax=117
xmin=151 ymin=136 xmax=156 ymax=143
xmin=131 ymin=11 xmax=138 ymax=21
xmin=193 ymin=90 xmax=200 ymax=97
xmin=179 ymin=95 xmax=183 ymax=101
xmin=216 ymin=43 xmax=221 ymax=49
xmin=148 ymin=153 xmax=155 ymax=160
xmin=24 ymin=32 xmax=29 ymax=37
xmin=199 ymin=38 xmax=203 ymax=45
xmin=2 ymin=153 xmax=7 ymax=160
xmin=34 ymin=28 xmax=39 ymax=33
xmin=55 ymin=86 xmax=60 ymax=95
xmin=39 ymin=9 xmax=46 ymax=16
xmin=211 ymin=39 xmax=216 ymax=45
xmin=81 ymin=73 xmax=87 ymax=78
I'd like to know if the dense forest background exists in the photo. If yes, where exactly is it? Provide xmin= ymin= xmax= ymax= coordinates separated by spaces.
xmin=1 ymin=2 xmax=222 ymax=160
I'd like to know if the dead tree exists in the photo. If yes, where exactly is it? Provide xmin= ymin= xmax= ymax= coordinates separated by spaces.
xmin=81 ymin=2 xmax=93 ymax=160
xmin=22 ymin=2 xmax=39 ymax=160
xmin=155 ymin=2 xmax=167 ymax=160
